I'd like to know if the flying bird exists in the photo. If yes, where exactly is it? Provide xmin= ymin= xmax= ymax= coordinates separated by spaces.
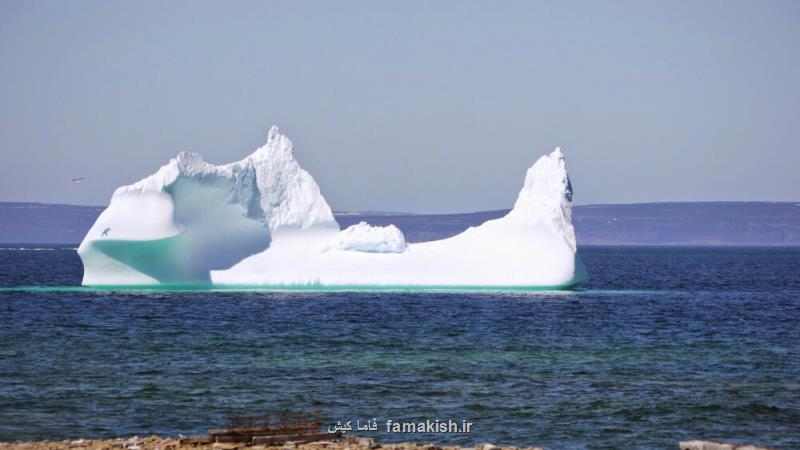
xmin=71 ymin=177 xmax=86 ymax=183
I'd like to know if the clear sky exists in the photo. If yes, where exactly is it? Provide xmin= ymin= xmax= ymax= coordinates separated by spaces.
xmin=0 ymin=0 xmax=798 ymax=213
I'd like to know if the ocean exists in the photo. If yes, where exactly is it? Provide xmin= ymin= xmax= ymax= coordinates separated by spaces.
xmin=0 ymin=246 xmax=798 ymax=449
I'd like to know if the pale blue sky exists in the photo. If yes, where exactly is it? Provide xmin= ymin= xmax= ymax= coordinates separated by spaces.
xmin=0 ymin=0 xmax=798 ymax=213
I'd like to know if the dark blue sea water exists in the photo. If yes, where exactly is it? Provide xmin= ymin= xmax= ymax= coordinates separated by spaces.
xmin=1 ymin=246 xmax=799 ymax=449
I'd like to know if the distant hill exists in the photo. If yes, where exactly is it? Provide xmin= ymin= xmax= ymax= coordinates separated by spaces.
xmin=574 ymin=202 xmax=800 ymax=246
xmin=0 ymin=203 xmax=104 ymax=246
xmin=1 ymin=201 xmax=798 ymax=246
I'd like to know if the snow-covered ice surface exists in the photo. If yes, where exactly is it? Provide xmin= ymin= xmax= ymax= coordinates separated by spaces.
xmin=78 ymin=126 xmax=586 ymax=289
xmin=332 ymin=222 xmax=408 ymax=253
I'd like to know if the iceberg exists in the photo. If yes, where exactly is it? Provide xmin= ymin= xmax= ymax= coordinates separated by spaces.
xmin=78 ymin=126 xmax=586 ymax=289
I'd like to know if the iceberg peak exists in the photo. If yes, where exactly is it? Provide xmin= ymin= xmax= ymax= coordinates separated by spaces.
xmin=108 ymin=125 xmax=334 ymax=230
xmin=242 ymin=126 xmax=335 ymax=230
xmin=506 ymin=146 xmax=576 ymax=251
xmin=247 ymin=125 xmax=297 ymax=167
xmin=268 ymin=124 xmax=281 ymax=141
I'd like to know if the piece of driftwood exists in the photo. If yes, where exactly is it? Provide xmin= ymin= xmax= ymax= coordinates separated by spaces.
xmin=214 ymin=435 xmax=250 ymax=443
xmin=208 ymin=424 xmax=340 ymax=445
xmin=178 ymin=436 xmax=212 ymax=446
xmin=251 ymin=431 xmax=342 ymax=445
xmin=210 ymin=425 xmax=320 ymax=437
xmin=208 ymin=412 xmax=328 ymax=445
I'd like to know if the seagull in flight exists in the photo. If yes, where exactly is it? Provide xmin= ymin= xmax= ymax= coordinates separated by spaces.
xmin=71 ymin=177 xmax=86 ymax=183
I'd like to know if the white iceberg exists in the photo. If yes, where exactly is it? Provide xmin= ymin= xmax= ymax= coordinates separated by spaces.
xmin=78 ymin=126 xmax=586 ymax=289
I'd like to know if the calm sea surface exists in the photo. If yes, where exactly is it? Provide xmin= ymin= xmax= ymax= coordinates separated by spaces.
xmin=0 ymin=247 xmax=798 ymax=449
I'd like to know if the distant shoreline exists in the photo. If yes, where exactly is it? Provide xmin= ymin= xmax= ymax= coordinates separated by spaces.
xmin=2 ymin=201 xmax=799 ymax=247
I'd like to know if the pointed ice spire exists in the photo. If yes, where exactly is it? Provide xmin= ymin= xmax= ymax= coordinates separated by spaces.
xmin=256 ymin=124 xmax=294 ymax=160
xmin=267 ymin=125 xmax=281 ymax=142
xmin=244 ymin=125 xmax=335 ymax=230
xmin=506 ymin=147 xmax=576 ymax=251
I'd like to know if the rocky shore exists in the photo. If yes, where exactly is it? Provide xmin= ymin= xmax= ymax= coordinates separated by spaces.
xmin=0 ymin=436 xmax=776 ymax=450
xmin=0 ymin=437 xmax=543 ymax=450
